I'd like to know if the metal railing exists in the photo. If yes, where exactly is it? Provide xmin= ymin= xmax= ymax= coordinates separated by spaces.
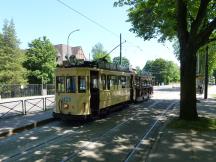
xmin=0 ymin=84 xmax=55 ymax=99
xmin=0 ymin=96 xmax=55 ymax=119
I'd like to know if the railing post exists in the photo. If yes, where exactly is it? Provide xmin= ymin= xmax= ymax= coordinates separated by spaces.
xmin=21 ymin=100 xmax=25 ymax=115
xmin=45 ymin=97 xmax=47 ymax=111
xmin=24 ymin=100 xmax=27 ymax=115
xmin=42 ymin=97 xmax=45 ymax=111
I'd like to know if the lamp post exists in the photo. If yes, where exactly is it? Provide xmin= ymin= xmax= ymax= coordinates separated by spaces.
xmin=66 ymin=29 xmax=80 ymax=59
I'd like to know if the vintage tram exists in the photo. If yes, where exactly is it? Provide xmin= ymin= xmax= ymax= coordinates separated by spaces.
xmin=53 ymin=61 xmax=153 ymax=120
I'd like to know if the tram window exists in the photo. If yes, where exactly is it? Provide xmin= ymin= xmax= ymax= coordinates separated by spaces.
xmin=92 ymin=78 xmax=98 ymax=89
xmin=101 ymin=75 xmax=106 ymax=90
xmin=111 ymin=76 xmax=117 ymax=85
xmin=127 ymin=76 xmax=130 ymax=88
xmin=66 ymin=76 xmax=76 ymax=93
xmin=78 ymin=76 xmax=86 ymax=93
xmin=121 ymin=76 xmax=126 ymax=88
xmin=56 ymin=76 xmax=65 ymax=93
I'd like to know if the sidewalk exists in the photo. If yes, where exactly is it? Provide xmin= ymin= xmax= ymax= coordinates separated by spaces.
xmin=147 ymin=97 xmax=216 ymax=162
xmin=0 ymin=110 xmax=54 ymax=137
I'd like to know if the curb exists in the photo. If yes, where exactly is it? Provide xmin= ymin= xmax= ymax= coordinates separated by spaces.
xmin=0 ymin=117 xmax=56 ymax=138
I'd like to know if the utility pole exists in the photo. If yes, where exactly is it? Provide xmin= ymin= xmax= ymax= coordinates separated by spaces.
xmin=204 ymin=46 xmax=208 ymax=99
xmin=120 ymin=33 xmax=122 ymax=65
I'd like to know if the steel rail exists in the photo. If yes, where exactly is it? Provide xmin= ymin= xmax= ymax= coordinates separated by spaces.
xmin=4 ymin=100 xmax=159 ymax=161
xmin=61 ymin=101 xmax=160 ymax=162
xmin=124 ymin=101 xmax=177 ymax=162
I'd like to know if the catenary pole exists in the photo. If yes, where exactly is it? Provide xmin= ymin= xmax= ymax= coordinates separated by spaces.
xmin=204 ymin=46 xmax=208 ymax=99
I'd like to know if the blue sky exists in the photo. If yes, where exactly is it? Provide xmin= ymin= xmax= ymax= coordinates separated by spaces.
xmin=0 ymin=0 xmax=179 ymax=68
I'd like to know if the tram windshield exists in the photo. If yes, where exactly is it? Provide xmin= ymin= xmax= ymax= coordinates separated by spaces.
xmin=66 ymin=76 xmax=76 ymax=93
xmin=56 ymin=76 xmax=76 ymax=93
xmin=78 ymin=76 xmax=86 ymax=93
xmin=56 ymin=76 xmax=65 ymax=93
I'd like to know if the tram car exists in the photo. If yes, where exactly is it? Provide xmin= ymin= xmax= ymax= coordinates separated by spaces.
xmin=53 ymin=61 xmax=153 ymax=120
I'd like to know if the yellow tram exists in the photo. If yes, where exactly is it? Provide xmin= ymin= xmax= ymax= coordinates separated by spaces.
xmin=53 ymin=61 xmax=153 ymax=120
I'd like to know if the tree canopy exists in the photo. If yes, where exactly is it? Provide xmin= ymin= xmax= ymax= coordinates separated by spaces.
xmin=112 ymin=56 xmax=130 ymax=67
xmin=0 ymin=19 xmax=27 ymax=85
xmin=114 ymin=0 xmax=215 ymax=44
xmin=91 ymin=43 xmax=111 ymax=62
xmin=143 ymin=58 xmax=180 ymax=85
xmin=115 ymin=0 xmax=216 ymax=120
xmin=135 ymin=66 xmax=142 ymax=75
xmin=24 ymin=36 xmax=57 ymax=84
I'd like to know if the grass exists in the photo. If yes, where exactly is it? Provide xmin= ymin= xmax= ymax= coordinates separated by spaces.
xmin=168 ymin=117 xmax=216 ymax=131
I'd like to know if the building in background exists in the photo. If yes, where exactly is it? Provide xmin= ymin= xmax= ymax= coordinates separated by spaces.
xmin=54 ymin=44 xmax=86 ymax=65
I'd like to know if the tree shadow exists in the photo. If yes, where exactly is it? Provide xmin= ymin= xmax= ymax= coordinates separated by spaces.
xmin=0 ymin=98 xmax=181 ymax=162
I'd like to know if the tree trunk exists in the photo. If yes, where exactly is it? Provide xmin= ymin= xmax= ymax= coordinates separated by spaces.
xmin=180 ymin=44 xmax=198 ymax=120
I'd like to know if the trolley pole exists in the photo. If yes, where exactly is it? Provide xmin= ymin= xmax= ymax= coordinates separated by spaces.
xmin=204 ymin=46 xmax=208 ymax=99
xmin=120 ymin=33 xmax=122 ymax=65
xmin=66 ymin=29 xmax=80 ymax=59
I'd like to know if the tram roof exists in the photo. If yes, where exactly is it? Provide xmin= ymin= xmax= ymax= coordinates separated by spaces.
xmin=57 ymin=61 xmax=132 ymax=73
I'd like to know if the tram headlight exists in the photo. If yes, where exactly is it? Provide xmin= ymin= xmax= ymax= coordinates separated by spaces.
xmin=63 ymin=103 xmax=69 ymax=109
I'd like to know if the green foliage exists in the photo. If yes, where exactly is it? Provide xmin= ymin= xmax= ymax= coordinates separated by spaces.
xmin=197 ymin=44 xmax=216 ymax=76
xmin=205 ymin=43 xmax=216 ymax=75
xmin=24 ymin=36 xmax=57 ymax=84
xmin=112 ymin=56 xmax=130 ymax=67
xmin=173 ymin=41 xmax=216 ymax=76
xmin=91 ymin=43 xmax=111 ymax=62
xmin=2 ymin=19 xmax=20 ymax=48
xmin=114 ymin=0 xmax=215 ymax=43
xmin=114 ymin=0 xmax=177 ymax=42
xmin=0 ymin=19 xmax=27 ymax=86
xmin=135 ymin=66 xmax=142 ymax=75
xmin=143 ymin=58 xmax=180 ymax=84
xmin=168 ymin=117 xmax=216 ymax=131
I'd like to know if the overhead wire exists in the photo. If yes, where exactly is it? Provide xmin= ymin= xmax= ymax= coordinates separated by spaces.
xmin=56 ymin=0 xmax=119 ymax=38
xmin=56 ymin=0 xmax=145 ymax=52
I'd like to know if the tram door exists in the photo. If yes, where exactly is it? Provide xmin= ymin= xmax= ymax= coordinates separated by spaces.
xmin=90 ymin=71 xmax=100 ymax=116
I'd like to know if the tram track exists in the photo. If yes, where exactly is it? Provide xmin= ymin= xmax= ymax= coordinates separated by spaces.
xmin=1 ymin=100 xmax=154 ymax=161
xmin=60 ymin=101 xmax=161 ymax=162
xmin=124 ymin=101 xmax=177 ymax=162
xmin=68 ymin=101 xmax=177 ymax=162
xmin=3 ymin=100 xmax=160 ymax=162
xmin=1 ymin=101 xmax=176 ymax=162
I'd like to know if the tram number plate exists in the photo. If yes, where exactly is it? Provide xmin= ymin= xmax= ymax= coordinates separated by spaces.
xmin=62 ymin=96 xmax=72 ymax=103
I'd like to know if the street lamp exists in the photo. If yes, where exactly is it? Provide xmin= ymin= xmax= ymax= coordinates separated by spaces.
xmin=66 ymin=29 xmax=80 ymax=59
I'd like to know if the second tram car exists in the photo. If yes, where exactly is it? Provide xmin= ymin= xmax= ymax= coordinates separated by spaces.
xmin=53 ymin=61 xmax=153 ymax=120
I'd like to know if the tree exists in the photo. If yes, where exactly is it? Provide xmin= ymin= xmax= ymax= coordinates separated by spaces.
xmin=91 ymin=43 xmax=111 ymax=62
xmin=24 ymin=36 xmax=57 ymax=84
xmin=113 ymin=56 xmax=130 ymax=66
xmin=143 ymin=58 xmax=180 ymax=85
xmin=135 ymin=66 xmax=142 ymax=75
xmin=114 ymin=0 xmax=216 ymax=120
xmin=166 ymin=61 xmax=180 ymax=83
xmin=0 ymin=19 xmax=27 ymax=85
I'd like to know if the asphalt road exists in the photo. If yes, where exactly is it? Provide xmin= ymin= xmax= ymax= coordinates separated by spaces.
xmin=0 ymin=86 xmax=180 ymax=162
